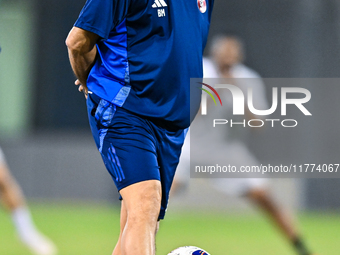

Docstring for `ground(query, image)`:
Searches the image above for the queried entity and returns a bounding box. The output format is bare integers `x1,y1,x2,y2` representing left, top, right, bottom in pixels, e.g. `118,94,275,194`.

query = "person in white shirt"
173,35,315,255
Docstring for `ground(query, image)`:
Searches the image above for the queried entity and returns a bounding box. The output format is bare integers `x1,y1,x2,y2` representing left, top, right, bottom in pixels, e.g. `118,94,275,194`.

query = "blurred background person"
0,147,57,255
173,35,315,255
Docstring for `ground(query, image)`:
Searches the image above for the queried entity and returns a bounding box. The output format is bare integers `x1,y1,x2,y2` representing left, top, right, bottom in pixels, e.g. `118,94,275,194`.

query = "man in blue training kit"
66,0,213,254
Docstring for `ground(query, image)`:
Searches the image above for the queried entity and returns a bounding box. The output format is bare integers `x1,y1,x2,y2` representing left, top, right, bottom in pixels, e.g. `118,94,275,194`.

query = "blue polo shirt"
75,0,214,129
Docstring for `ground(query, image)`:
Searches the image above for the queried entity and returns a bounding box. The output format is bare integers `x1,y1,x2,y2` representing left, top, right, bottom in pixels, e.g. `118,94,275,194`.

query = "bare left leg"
247,188,297,240
112,200,160,255
247,188,313,255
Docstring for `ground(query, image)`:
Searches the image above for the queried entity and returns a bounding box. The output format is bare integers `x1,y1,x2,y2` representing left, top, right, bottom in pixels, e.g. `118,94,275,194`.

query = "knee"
122,180,162,222
0,167,16,193
247,188,269,202
0,178,4,192
136,185,161,219
0,169,8,192
140,181,162,207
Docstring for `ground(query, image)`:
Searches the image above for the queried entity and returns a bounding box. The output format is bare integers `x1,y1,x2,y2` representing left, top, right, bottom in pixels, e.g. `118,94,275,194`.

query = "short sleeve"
74,0,130,40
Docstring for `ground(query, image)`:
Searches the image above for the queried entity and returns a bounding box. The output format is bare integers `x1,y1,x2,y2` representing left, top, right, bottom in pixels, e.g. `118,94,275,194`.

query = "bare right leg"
112,201,160,255
0,161,26,211
112,200,127,255
112,180,162,255
0,154,57,255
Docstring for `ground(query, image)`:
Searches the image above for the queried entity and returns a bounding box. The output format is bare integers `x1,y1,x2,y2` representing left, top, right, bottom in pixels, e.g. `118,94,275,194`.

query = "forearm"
68,46,97,86
66,27,99,86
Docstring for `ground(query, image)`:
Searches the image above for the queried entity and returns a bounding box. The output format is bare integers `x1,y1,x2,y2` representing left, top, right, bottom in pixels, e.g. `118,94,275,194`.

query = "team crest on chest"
197,0,207,13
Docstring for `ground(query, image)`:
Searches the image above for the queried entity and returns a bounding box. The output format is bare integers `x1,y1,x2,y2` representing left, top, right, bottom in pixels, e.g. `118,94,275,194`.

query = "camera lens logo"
199,82,222,106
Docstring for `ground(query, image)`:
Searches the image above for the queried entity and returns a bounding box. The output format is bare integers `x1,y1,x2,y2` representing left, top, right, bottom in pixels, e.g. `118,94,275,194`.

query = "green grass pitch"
0,202,339,255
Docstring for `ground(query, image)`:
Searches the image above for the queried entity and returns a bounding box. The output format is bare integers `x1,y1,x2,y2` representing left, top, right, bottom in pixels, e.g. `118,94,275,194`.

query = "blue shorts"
87,94,186,219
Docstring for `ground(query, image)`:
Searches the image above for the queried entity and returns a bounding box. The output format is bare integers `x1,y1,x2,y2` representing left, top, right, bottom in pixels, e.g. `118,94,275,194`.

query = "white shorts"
175,131,268,196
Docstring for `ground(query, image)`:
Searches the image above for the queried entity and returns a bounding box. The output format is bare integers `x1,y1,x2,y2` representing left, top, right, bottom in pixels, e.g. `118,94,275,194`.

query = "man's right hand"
75,79,88,99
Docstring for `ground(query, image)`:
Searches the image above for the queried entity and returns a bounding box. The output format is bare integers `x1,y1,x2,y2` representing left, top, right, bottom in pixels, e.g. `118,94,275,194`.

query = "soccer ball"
167,246,210,255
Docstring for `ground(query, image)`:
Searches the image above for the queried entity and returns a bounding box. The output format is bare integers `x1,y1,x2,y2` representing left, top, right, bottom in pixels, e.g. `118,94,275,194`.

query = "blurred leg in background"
192,35,314,255
247,186,313,255
173,136,315,255
0,147,57,255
